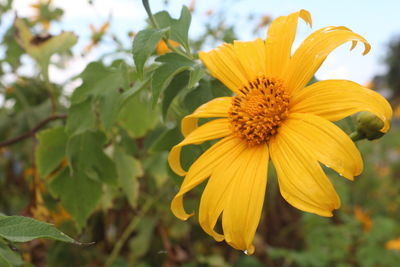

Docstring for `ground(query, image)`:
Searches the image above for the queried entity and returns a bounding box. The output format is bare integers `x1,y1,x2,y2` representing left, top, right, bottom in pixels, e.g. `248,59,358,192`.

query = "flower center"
228,77,290,145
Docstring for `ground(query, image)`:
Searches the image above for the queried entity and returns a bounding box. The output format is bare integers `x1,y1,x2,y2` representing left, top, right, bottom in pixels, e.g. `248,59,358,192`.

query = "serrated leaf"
35,127,68,177
154,7,192,53
0,215,76,243
132,28,167,79
66,131,117,185
14,17,77,69
114,149,143,208
161,70,189,119
71,62,128,104
69,62,129,132
48,168,102,230
118,93,159,138
172,6,191,53
65,98,96,136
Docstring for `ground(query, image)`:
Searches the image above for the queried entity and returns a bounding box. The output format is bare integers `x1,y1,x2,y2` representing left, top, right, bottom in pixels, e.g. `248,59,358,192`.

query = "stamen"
228,77,290,146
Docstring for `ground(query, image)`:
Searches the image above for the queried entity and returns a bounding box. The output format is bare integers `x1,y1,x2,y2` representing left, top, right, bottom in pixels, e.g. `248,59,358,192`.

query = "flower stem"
142,0,159,28
349,131,365,142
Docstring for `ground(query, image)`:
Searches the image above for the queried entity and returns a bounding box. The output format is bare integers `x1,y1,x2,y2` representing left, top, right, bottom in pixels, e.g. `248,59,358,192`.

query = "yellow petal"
171,136,245,220
284,113,363,180
168,119,232,176
290,80,392,132
222,144,269,254
265,9,312,78
198,141,248,241
199,44,249,94
232,38,266,81
284,27,370,95
269,125,340,217
182,97,232,137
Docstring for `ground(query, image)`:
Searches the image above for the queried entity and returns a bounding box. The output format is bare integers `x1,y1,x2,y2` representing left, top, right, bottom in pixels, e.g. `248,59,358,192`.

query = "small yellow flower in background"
84,22,110,54
188,0,196,12
354,206,373,232
156,40,180,55
256,15,272,31
52,206,72,226
30,0,62,31
386,238,400,250
169,9,392,254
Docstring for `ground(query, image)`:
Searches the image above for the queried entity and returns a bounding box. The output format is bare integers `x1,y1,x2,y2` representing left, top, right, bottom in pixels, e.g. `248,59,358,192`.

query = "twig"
104,197,155,267
0,114,67,148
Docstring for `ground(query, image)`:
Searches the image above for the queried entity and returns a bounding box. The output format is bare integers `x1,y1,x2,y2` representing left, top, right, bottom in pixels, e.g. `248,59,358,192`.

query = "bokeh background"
1,0,400,266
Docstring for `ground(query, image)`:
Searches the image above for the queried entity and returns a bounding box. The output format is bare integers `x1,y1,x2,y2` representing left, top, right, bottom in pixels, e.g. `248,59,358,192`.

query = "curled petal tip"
363,42,371,55
299,9,312,27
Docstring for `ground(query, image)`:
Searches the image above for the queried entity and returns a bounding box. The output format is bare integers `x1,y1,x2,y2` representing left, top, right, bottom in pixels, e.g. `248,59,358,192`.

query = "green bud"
355,111,385,140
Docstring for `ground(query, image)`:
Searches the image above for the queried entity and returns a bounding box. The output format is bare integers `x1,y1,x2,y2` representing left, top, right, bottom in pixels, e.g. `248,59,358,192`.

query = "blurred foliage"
0,0,399,266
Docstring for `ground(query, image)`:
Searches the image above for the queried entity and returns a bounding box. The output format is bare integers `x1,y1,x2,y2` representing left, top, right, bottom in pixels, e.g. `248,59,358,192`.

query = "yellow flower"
354,206,372,232
168,10,392,254
156,40,180,55
30,0,62,31
386,238,400,251
84,22,110,54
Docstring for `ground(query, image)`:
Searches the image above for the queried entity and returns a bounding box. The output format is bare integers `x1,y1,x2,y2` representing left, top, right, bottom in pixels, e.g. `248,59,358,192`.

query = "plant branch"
0,114,67,148
104,197,155,267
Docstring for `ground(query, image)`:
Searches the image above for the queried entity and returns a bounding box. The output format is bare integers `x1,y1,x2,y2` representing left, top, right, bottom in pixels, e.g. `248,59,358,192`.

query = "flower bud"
355,111,385,140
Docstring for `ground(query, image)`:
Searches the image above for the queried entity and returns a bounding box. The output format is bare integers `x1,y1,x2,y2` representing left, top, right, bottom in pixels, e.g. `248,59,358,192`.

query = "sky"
3,0,400,86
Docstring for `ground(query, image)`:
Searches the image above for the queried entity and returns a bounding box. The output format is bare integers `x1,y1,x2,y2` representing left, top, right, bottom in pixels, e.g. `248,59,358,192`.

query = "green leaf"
129,216,157,260
155,52,193,65
66,131,118,185
14,17,77,70
0,215,76,243
48,168,102,230
149,126,182,153
65,98,96,136
71,62,128,104
69,62,129,132
36,127,68,177
151,54,193,105
0,243,22,267
161,71,189,119
143,153,168,188
183,79,231,113
132,28,167,79
187,64,206,89
99,89,123,131
171,6,192,53
118,93,159,138
0,255,11,267
154,7,192,53
114,149,143,208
